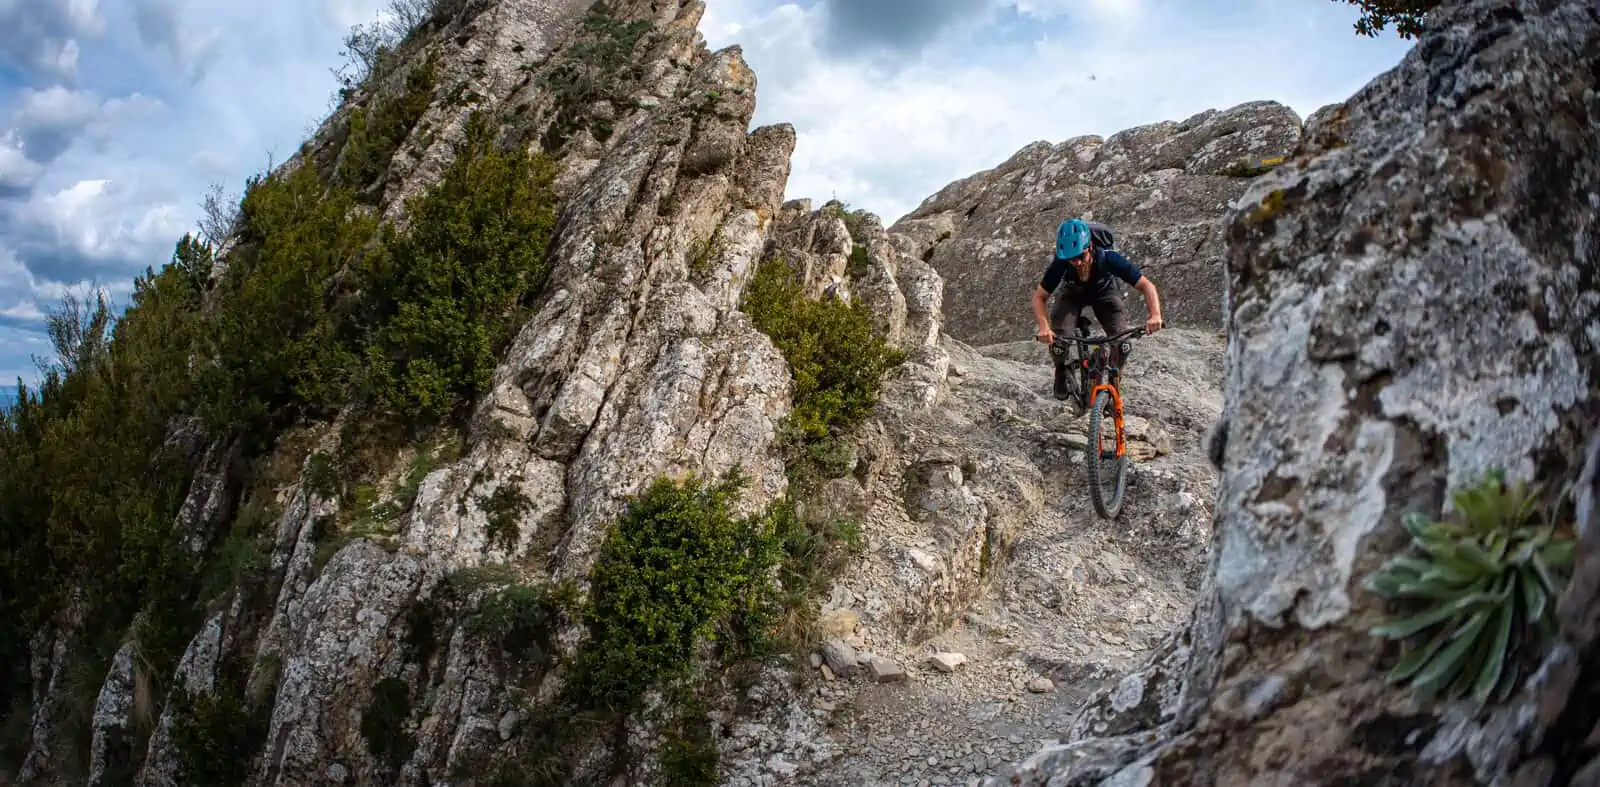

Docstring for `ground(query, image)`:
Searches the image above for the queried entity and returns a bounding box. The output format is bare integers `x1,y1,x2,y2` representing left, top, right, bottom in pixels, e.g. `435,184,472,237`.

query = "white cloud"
0,133,43,191
17,178,185,261
704,0,1414,223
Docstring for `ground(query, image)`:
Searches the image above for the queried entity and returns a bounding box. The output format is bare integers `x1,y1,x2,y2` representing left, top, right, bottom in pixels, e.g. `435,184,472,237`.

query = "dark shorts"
1049,289,1129,338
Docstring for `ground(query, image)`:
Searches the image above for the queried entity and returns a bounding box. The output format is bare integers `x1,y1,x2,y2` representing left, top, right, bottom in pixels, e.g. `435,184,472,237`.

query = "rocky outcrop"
243,5,807,783
994,0,1600,783
15,0,806,784
894,100,1302,345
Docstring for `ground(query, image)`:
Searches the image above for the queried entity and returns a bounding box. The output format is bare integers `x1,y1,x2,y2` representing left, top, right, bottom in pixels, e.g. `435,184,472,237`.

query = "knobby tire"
1086,389,1128,519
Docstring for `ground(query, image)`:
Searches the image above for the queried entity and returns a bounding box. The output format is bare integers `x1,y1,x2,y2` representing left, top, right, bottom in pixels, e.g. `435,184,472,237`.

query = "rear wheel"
1086,389,1128,519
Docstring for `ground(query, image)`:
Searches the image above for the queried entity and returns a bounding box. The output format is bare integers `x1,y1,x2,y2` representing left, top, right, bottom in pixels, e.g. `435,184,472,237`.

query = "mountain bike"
1051,323,1148,519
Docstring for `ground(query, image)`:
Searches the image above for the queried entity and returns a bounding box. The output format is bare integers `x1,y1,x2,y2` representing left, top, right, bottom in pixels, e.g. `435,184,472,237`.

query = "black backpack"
1086,220,1115,251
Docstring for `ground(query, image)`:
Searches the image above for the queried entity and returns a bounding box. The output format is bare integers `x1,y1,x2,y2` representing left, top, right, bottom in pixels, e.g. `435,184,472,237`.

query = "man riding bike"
1030,218,1165,401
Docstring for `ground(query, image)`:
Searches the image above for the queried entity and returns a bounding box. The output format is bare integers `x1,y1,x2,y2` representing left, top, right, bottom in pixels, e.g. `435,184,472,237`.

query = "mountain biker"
1031,218,1164,401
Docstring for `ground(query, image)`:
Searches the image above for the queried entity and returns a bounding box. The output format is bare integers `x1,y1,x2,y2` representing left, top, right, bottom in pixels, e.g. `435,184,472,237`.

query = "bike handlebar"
1050,325,1147,349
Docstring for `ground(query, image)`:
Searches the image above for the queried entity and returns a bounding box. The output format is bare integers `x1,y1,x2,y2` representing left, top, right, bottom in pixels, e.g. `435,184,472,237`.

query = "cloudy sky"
0,0,1413,388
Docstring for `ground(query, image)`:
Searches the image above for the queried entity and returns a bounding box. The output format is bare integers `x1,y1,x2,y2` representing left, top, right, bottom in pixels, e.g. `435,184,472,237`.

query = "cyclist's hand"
1037,328,1055,344
1145,316,1164,335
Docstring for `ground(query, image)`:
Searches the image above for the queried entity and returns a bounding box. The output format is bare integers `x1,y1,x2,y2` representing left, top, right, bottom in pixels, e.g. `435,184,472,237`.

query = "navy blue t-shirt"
1040,248,1143,298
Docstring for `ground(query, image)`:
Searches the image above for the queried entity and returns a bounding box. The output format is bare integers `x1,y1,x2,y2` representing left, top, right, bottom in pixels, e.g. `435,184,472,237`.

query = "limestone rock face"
993,0,1600,783
895,100,1302,344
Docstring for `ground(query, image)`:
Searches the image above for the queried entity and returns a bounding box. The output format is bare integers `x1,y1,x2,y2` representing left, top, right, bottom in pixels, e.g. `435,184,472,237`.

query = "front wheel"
1085,389,1128,519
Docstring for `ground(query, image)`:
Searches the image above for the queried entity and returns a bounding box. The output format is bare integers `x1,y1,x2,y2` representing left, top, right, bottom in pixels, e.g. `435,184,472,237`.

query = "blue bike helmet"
1054,218,1091,260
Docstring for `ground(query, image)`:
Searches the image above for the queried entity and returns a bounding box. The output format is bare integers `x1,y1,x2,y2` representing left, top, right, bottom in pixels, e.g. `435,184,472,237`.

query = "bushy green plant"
337,50,438,191
358,111,560,425
196,165,378,440
465,581,568,670
741,257,906,445
659,711,719,787
482,483,534,554
169,665,270,786
566,471,782,715
730,497,863,657
360,676,416,775
540,5,654,149
1364,470,1577,706
819,200,871,244
0,83,565,779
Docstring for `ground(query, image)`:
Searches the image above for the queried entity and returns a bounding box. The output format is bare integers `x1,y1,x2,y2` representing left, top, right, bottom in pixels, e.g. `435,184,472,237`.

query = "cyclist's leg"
1089,291,1131,371
1047,292,1083,400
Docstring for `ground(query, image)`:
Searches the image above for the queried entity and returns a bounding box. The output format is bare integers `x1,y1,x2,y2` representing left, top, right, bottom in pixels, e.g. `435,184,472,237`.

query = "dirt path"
789,330,1224,787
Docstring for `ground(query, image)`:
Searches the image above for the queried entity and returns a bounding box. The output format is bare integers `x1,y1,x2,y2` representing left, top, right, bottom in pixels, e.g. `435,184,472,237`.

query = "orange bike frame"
1087,382,1127,458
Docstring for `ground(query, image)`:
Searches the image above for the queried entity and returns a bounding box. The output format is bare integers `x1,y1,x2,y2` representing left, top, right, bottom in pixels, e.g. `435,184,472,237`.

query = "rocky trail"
719,328,1224,786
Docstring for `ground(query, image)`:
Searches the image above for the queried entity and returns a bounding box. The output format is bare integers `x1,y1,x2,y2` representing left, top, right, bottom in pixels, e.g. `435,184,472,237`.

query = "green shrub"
0,83,564,780
360,676,416,775
659,708,719,787
482,484,534,554
465,582,568,670
169,663,270,786
741,257,905,446
358,111,560,426
737,498,863,655
820,200,871,244
565,471,783,715
337,50,439,191
0,252,212,737
540,5,654,149
1363,470,1576,706
195,165,378,441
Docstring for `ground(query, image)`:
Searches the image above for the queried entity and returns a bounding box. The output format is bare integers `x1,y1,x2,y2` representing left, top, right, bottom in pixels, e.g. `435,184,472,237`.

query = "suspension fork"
1088,380,1126,458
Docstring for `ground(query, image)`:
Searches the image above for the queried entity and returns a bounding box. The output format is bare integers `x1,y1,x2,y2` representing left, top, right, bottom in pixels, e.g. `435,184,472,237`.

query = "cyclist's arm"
1034,259,1067,336
1032,285,1051,335
1105,251,1163,328
1134,276,1164,328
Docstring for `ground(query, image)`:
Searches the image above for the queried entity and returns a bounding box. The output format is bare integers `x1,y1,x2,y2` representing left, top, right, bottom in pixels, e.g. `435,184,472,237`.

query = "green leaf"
1384,555,1435,578
1453,540,1503,574
1483,531,1509,563
1411,607,1491,697
1385,624,1452,684
1368,585,1495,640
1416,560,1480,586
1393,573,1478,601
1402,511,1438,540
1530,550,1562,598
1541,537,1576,569
1493,656,1521,703
1470,601,1512,704
1517,566,1547,624
1364,570,1413,598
